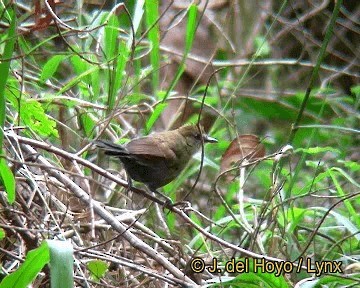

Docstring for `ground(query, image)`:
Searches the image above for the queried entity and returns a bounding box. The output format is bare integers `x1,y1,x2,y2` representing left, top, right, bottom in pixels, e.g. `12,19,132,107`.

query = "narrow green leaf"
162,4,198,101
59,66,99,94
339,160,360,172
112,40,130,103
0,155,15,204
104,14,120,59
0,242,50,288
145,102,167,133
0,5,16,149
40,55,67,82
89,55,100,99
184,4,198,55
328,169,359,227
132,0,145,34
145,0,160,93
313,207,360,241
295,146,341,155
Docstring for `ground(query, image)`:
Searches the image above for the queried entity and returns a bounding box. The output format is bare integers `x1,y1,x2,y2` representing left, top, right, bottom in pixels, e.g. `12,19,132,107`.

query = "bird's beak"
204,135,218,143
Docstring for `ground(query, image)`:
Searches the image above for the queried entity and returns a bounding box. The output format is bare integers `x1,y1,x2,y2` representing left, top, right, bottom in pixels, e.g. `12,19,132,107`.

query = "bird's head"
178,125,217,154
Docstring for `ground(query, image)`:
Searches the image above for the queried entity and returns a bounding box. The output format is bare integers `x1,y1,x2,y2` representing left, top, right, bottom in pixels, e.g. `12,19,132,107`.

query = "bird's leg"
171,200,192,209
151,189,173,207
125,175,132,194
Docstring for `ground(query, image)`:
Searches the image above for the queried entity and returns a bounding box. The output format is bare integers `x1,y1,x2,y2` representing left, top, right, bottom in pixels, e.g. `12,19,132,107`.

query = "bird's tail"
94,140,128,156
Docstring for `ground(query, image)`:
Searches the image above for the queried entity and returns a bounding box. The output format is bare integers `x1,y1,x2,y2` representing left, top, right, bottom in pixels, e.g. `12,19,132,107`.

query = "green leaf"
40,55,67,82
184,4,197,55
277,207,307,231
314,274,357,287
21,100,59,138
295,146,340,155
327,168,360,227
254,36,271,57
89,56,100,99
145,102,167,133
0,5,16,149
59,65,99,94
102,11,131,109
0,154,15,204
87,260,109,282
70,55,88,76
312,207,360,241
112,40,130,105
145,0,160,92
208,258,289,288
80,113,96,138
0,228,5,240
0,242,50,288
350,85,360,95
162,4,198,101
104,14,120,59
340,160,360,172
124,93,151,105
6,94,59,138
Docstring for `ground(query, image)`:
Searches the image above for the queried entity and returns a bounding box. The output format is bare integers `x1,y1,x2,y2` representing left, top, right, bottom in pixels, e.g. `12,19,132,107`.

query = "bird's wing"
126,137,176,160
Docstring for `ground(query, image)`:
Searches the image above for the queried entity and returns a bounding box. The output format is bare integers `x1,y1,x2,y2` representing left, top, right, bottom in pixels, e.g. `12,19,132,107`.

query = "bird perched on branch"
95,124,217,201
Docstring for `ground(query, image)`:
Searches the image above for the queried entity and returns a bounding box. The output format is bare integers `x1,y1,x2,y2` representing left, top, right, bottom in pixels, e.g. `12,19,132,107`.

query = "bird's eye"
194,133,201,140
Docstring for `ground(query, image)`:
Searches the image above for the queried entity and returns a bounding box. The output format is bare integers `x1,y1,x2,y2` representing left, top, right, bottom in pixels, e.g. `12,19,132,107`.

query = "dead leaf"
220,134,265,174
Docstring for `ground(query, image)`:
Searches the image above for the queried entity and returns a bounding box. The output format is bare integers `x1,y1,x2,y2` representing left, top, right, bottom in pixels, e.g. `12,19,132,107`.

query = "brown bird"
95,125,217,198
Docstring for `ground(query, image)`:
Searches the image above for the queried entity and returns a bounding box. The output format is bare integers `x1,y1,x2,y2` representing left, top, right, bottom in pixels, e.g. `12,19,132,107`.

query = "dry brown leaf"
220,134,265,174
